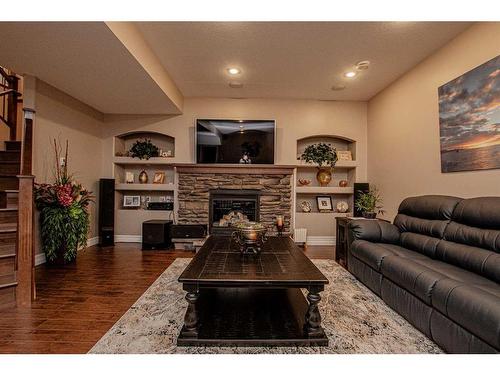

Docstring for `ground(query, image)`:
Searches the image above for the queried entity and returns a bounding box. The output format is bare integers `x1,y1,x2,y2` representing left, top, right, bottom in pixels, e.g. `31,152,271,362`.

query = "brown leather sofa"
347,195,500,353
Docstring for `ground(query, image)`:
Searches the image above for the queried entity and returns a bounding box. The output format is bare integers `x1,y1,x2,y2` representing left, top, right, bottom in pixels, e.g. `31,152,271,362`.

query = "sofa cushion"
398,195,462,221
432,280,500,351
393,196,462,259
350,240,426,272
438,197,500,283
452,197,500,230
380,255,499,305
400,232,441,258
436,240,500,284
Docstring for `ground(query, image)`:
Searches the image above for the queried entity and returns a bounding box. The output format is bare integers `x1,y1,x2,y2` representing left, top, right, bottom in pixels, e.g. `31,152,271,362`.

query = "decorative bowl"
232,221,268,254
298,178,312,186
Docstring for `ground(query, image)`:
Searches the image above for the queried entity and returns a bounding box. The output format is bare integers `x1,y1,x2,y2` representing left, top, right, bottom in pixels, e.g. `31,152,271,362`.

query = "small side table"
335,217,352,269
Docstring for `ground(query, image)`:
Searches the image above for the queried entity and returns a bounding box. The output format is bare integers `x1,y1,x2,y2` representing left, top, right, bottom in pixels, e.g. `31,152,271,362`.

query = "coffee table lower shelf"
177,288,329,347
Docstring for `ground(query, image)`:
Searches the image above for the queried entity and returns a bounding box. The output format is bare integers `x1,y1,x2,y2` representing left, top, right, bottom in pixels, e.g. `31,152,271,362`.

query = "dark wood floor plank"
0,242,333,353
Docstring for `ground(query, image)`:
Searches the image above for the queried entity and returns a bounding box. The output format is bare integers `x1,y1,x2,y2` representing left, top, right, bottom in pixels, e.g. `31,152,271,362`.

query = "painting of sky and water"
438,55,499,173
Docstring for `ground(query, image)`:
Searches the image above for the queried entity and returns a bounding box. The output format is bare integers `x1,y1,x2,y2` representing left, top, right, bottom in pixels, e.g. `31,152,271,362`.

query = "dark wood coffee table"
177,235,329,346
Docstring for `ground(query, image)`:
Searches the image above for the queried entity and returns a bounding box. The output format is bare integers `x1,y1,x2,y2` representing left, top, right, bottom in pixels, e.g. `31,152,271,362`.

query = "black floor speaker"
99,178,115,246
353,182,370,217
143,220,173,250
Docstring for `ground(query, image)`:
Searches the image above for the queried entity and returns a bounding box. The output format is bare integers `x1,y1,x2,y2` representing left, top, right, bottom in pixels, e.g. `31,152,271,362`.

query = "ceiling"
0,22,473,114
137,22,472,101
0,22,181,114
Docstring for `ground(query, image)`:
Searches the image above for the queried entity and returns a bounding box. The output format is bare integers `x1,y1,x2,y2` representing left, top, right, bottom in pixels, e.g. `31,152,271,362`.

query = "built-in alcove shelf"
113,131,178,237
295,186,354,194
115,183,176,192
295,160,358,169
113,157,178,166
295,212,352,218
294,135,358,241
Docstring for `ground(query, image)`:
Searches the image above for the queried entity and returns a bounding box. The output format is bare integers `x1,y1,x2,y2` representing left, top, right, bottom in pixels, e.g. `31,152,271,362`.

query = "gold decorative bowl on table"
231,221,268,255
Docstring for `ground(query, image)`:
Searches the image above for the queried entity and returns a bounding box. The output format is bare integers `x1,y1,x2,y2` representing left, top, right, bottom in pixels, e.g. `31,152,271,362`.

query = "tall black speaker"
353,182,369,217
99,178,115,246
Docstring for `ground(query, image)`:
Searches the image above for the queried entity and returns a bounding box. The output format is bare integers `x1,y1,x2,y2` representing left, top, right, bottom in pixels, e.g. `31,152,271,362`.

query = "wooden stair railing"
0,67,20,141
0,68,34,310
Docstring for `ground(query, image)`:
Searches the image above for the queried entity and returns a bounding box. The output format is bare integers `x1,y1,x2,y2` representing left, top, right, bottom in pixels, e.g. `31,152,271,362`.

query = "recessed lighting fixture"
229,82,243,88
344,71,357,78
331,84,346,91
227,67,241,75
356,60,370,70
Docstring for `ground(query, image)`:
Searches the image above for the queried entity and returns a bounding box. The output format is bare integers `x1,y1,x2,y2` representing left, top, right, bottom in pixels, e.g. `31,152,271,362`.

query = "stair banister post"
16,108,36,306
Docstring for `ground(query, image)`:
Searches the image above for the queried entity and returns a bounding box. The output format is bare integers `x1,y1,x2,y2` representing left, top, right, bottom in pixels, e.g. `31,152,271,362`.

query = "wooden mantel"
175,164,295,175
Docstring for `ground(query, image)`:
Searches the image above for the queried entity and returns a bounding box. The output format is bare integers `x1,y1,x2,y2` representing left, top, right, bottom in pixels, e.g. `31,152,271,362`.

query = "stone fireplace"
176,165,294,235
209,189,260,235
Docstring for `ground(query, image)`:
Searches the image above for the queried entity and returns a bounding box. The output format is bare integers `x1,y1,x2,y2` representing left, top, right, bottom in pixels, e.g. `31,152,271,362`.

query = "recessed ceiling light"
356,60,370,70
229,82,243,88
344,71,357,78
331,84,346,91
227,67,241,75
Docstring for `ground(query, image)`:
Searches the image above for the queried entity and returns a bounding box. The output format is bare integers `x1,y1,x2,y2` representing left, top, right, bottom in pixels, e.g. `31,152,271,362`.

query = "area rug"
89,259,443,354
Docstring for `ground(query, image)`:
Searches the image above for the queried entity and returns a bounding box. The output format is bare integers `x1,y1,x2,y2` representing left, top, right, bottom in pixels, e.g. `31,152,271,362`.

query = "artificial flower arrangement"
34,140,94,264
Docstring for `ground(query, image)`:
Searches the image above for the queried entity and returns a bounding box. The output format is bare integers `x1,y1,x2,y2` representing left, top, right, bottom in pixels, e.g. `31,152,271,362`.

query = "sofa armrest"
347,219,400,244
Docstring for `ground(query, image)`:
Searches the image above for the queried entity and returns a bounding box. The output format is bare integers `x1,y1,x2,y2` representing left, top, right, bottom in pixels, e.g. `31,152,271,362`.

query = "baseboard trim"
114,235,142,243
306,236,336,246
35,236,100,266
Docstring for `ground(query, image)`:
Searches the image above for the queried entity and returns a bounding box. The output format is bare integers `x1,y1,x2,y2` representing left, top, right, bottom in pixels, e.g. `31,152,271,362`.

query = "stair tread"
0,223,17,232
0,252,15,259
0,274,17,289
0,207,18,212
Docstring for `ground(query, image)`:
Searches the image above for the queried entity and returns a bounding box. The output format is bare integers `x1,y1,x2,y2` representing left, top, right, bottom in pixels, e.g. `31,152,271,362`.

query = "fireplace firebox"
209,189,260,235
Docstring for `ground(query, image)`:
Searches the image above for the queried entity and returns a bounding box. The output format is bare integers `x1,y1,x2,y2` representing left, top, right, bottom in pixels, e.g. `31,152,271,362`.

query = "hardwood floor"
0,243,334,354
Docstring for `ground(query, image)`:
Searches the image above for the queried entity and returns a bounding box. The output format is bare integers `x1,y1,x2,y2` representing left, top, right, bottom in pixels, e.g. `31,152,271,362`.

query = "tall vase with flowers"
34,140,94,265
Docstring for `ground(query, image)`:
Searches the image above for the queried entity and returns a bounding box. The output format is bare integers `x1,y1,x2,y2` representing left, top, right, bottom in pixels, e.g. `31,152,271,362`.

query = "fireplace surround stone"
177,166,293,235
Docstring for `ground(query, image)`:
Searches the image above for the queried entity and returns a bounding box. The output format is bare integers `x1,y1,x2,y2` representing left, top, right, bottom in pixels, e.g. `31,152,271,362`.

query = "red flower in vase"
56,183,74,207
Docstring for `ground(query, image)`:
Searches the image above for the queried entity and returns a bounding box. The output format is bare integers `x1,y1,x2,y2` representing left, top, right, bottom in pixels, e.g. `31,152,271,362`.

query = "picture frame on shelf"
153,171,165,184
123,195,141,208
337,150,352,161
316,196,333,212
125,171,134,184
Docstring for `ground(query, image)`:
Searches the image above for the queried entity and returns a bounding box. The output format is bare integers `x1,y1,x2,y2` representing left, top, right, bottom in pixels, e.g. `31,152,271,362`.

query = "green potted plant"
34,140,94,265
299,143,338,186
355,186,385,219
129,138,159,160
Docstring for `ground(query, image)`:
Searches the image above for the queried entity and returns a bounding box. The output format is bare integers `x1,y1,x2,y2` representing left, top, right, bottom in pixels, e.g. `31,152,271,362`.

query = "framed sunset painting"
438,55,499,173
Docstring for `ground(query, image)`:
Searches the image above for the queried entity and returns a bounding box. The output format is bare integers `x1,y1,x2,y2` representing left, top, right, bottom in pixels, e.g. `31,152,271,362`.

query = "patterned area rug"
89,259,443,354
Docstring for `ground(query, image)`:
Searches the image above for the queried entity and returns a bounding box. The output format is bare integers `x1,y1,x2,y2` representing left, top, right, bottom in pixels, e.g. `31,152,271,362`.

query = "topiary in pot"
129,139,160,160
354,186,385,219
299,143,338,186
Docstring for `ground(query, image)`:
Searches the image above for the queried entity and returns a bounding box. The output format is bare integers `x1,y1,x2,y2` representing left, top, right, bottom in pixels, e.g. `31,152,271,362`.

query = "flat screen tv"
196,119,275,164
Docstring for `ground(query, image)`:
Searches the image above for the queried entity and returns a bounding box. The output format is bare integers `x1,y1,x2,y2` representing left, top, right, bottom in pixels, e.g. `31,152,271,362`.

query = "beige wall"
367,23,500,220
102,97,368,176
33,79,104,254
102,98,368,236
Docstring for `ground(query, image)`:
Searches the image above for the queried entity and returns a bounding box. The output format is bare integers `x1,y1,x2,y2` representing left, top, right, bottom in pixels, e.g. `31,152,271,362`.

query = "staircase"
0,66,34,310
0,140,20,308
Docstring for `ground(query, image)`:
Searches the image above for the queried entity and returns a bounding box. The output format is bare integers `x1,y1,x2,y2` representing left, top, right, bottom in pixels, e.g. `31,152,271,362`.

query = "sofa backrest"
436,197,500,283
393,195,462,258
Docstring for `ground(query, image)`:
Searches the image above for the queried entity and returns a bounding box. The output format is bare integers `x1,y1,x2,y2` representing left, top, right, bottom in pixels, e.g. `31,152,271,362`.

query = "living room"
0,1,499,373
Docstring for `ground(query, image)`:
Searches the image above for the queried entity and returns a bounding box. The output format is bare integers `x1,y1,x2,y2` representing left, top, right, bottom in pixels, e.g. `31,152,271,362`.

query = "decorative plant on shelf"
299,143,338,186
129,138,159,160
355,186,385,219
34,140,94,265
